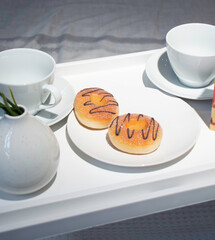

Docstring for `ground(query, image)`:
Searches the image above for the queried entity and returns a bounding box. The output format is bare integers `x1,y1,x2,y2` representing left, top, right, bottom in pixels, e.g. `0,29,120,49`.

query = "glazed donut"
74,87,119,129
108,113,162,154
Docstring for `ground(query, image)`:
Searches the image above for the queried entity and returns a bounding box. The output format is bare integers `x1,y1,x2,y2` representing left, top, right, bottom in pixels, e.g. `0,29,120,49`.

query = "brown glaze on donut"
108,113,162,154
74,87,119,129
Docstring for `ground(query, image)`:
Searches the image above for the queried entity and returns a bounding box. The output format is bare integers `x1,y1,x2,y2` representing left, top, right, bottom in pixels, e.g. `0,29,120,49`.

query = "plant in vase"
0,89,60,195
0,88,24,116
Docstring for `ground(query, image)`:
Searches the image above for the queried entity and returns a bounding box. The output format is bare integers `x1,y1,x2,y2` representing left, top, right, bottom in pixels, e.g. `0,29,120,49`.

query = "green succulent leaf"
0,88,24,116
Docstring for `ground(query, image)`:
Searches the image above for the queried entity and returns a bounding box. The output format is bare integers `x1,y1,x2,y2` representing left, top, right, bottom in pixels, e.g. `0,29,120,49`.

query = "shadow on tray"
0,174,57,201
142,70,212,128
66,127,193,174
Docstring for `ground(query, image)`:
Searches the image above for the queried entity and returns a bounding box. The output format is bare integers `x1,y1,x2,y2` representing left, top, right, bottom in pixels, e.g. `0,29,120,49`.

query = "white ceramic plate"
35,76,75,126
67,88,200,167
145,48,214,100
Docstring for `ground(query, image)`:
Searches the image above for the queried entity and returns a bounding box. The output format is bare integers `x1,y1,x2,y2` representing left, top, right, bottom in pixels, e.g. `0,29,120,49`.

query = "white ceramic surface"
67,88,200,167
0,106,60,194
2,49,215,239
145,48,214,100
0,48,61,114
35,75,75,126
166,23,215,87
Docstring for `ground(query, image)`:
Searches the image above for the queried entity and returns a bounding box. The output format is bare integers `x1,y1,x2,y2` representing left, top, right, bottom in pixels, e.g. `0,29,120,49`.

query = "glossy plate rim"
67,88,201,167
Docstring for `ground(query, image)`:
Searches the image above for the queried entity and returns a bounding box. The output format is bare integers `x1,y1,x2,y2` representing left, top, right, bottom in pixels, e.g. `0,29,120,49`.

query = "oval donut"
74,87,119,129
108,113,162,154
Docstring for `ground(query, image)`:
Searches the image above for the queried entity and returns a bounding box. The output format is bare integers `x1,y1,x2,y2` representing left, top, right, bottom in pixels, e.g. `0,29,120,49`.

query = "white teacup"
0,48,61,114
166,23,215,88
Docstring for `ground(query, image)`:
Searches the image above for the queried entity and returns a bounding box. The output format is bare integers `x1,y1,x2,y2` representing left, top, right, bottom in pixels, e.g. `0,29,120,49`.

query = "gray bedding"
1,0,215,63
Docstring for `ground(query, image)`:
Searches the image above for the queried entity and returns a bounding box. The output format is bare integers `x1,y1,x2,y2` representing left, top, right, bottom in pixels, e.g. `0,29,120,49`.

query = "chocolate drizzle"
127,128,135,139
82,88,118,115
89,105,117,114
110,116,121,135
84,101,94,106
137,114,143,121
110,113,160,141
81,88,101,96
123,113,130,122
142,117,159,140
100,94,113,102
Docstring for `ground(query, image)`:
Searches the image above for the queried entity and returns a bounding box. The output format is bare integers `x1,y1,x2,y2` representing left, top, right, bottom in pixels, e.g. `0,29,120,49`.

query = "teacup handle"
39,84,62,111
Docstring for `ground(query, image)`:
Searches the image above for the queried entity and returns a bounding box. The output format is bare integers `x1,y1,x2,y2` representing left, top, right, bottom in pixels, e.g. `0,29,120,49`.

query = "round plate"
35,76,75,126
67,88,200,167
145,48,214,100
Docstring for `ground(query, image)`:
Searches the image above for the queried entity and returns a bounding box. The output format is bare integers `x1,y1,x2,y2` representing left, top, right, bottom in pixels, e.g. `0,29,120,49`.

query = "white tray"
1,49,215,240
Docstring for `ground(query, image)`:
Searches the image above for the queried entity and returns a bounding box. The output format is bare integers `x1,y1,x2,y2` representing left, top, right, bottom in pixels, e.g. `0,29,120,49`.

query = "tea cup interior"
166,23,215,56
166,23,215,88
0,49,55,85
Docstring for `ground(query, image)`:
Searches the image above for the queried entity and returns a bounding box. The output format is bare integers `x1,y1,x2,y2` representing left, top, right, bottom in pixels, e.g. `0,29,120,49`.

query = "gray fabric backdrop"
1,0,215,239
1,0,215,63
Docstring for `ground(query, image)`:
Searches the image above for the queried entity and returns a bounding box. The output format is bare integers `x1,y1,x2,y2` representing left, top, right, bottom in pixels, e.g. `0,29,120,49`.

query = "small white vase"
0,106,60,195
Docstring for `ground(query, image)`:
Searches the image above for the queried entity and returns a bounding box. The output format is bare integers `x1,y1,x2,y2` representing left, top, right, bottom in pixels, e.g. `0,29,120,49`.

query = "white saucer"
35,76,75,126
145,48,214,100
67,88,200,167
